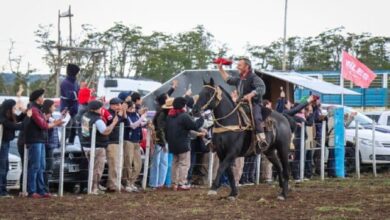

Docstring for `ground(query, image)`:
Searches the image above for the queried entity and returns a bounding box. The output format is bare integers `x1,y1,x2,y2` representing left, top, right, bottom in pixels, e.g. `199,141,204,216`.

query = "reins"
201,85,252,133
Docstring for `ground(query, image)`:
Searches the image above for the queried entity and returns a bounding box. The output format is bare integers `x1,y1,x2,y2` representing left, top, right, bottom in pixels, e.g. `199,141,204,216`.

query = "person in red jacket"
26,89,63,198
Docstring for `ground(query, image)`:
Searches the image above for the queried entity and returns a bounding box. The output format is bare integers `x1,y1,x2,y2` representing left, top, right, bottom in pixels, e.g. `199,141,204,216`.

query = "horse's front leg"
208,156,228,196
226,163,238,200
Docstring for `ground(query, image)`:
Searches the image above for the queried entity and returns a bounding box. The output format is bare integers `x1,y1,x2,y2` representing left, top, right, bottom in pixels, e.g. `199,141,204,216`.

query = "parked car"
322,104,390,172
364,111,390,129
6,153,22,190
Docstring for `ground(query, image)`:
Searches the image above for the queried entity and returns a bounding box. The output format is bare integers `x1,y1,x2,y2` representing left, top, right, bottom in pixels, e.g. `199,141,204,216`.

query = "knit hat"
109,97,122,105
118,91,132,102
66,63,80,77
42,99,55,114
173,97,187,109
88,100,103,111
29,89,45,102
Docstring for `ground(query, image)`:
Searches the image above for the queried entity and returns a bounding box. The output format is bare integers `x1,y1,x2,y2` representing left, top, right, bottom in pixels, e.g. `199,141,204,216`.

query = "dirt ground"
1,174,390,220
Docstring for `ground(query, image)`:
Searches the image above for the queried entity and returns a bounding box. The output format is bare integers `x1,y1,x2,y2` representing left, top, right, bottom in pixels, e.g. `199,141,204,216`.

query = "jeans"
165,153,173,187
291,144,313,179
149,144,168,188
27,143,47,195
327,148,336,177
0,141,10,195
252,103,264,133
240,155,256,183
44,148,55,192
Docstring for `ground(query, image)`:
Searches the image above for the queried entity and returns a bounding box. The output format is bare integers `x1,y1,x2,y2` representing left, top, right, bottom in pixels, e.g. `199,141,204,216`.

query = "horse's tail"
282,113,297,133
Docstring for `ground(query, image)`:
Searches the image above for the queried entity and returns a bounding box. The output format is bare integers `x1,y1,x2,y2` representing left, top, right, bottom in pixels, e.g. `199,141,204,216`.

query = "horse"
192,78,292,200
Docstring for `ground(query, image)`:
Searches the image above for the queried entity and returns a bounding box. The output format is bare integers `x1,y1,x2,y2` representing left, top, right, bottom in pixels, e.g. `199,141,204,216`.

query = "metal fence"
0,118,384,197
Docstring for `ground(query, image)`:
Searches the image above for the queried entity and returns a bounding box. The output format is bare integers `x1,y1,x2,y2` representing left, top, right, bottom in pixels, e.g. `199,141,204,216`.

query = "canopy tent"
141,70,360,110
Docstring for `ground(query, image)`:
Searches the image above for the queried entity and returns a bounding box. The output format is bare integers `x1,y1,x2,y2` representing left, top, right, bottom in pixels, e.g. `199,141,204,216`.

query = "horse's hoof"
227,196,236,201
277,195,286,201
207,190,217,196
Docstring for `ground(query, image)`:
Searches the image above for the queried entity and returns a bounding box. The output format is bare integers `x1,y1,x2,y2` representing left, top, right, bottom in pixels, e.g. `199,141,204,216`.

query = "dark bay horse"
192,78,292,200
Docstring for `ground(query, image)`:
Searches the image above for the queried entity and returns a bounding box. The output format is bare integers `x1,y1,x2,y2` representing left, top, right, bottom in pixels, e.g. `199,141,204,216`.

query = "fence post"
208,152,214,187
255,154,261,185
0,125,3,151
372,122,377,177
58,125,66,197
87,125,97,194
355,121,360,179
117,123,124,192
320,121,326,181
22,145,28,196
142,128,151,190
300,122,305,181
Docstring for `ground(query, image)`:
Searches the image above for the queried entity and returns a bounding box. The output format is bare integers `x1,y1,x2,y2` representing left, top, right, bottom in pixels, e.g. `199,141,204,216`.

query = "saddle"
237,102,274,132
238,102,276,156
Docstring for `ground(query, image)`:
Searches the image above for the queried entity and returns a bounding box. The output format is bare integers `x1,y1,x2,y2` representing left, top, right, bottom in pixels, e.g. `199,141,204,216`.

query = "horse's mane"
218,85,235,107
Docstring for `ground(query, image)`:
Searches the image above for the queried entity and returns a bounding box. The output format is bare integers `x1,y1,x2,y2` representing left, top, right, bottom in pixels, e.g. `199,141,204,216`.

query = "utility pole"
69,5,73,47
56,10,62,97
56,6,74,97
282,0,288,71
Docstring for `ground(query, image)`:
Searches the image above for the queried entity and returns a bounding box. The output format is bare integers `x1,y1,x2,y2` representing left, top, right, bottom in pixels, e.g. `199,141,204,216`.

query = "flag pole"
340,74,344,106
340,52,345,107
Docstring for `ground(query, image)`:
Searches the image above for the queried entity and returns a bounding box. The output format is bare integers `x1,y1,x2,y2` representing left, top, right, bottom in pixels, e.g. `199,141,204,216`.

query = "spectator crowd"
0,63,353,198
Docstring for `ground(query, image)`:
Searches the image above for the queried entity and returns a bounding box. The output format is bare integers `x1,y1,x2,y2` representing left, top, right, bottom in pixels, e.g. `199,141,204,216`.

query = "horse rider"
216,57,268,151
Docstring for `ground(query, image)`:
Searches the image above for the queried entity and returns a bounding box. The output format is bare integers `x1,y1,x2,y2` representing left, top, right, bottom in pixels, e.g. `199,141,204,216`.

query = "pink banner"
341,51,376,88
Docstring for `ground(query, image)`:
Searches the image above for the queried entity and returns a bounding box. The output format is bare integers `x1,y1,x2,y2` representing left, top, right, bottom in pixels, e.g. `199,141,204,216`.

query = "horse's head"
193,77,222,115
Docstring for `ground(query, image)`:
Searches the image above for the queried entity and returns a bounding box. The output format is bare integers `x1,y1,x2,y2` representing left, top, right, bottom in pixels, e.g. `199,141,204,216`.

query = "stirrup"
256,133,269,153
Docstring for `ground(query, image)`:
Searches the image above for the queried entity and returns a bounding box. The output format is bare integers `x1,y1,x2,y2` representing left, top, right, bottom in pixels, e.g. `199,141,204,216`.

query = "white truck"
97,77,162,101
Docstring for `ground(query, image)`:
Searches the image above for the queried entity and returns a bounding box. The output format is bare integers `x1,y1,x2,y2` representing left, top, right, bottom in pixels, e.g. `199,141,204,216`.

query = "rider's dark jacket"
226,71,266,104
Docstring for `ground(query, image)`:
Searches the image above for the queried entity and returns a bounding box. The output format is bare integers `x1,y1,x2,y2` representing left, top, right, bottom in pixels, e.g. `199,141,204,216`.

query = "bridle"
200,85,222,111
199,85,251,133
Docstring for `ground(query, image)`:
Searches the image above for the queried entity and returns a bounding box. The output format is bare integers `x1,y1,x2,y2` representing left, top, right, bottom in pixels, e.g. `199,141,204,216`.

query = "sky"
1,0,389,73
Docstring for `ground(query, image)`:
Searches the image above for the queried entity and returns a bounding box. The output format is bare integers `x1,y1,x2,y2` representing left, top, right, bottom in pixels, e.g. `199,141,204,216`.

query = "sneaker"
0,194,14,199
91,189,105,195
124,185,139,193
243,181,254,186
98,184,107,191
131,184,140,192
177,184,191,191
42,193,52,198
294,179,302,183
124,186,133,193
29,193,42,199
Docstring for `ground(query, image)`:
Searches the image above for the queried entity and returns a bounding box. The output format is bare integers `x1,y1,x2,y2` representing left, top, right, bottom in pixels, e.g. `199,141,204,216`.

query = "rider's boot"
255,132,269,154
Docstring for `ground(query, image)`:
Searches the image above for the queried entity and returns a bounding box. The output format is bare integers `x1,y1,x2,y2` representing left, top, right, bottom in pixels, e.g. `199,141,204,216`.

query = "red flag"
212,58,232,66
341,51,376,88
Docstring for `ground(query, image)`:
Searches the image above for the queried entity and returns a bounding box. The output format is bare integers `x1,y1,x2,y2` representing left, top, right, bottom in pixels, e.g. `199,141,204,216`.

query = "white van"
97,77,162,101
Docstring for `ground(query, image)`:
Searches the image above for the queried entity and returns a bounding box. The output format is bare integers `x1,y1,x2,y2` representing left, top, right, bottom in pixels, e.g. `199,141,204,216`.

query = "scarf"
168,108,186,117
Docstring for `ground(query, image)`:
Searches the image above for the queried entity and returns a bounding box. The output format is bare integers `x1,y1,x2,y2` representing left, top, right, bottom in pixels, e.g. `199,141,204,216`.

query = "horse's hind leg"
277,145,290,200
264,149,285,200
